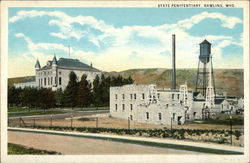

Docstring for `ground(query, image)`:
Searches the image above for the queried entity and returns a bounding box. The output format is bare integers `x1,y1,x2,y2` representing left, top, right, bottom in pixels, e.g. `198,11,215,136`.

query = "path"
8,130,201,155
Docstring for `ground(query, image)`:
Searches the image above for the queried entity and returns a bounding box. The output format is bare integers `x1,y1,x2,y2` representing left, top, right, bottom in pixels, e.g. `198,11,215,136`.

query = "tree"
55,88,64,106
39,88,56,111
92,75,102,108
8,86,22,107
63,71,78,108
77,74,92,107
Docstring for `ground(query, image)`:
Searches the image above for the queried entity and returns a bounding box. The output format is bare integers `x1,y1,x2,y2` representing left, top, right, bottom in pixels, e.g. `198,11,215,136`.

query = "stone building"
110,84,194,125
14,55,101,90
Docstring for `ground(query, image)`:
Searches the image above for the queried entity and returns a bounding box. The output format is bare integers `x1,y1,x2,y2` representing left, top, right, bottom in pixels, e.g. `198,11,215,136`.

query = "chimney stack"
172,34,176,90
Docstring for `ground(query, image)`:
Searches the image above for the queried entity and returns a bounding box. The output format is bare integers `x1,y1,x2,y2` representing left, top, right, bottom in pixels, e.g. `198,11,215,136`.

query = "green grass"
8,143,61,155
78,117,95,121
191,114,244,125
8,106,42,112
8,111,64,117
69,106,109,111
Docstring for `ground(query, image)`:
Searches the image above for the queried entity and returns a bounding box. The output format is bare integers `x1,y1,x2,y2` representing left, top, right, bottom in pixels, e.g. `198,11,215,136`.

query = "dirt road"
8,131,201,155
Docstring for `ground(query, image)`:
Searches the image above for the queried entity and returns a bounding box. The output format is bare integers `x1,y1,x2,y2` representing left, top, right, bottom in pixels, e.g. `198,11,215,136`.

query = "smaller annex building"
14,55,101,91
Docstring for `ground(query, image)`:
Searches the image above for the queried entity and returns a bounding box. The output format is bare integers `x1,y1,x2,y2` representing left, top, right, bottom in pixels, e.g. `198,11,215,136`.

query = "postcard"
1,0,249,163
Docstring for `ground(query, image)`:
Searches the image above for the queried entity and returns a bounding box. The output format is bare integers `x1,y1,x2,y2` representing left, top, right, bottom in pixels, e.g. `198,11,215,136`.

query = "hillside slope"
9,68,243,97
106,68,244,97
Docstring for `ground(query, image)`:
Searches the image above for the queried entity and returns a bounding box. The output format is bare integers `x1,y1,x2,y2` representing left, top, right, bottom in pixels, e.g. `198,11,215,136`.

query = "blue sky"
8,8,243,77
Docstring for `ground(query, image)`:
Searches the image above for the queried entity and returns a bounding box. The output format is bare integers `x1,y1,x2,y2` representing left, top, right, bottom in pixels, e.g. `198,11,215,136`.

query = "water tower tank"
199,39,211,64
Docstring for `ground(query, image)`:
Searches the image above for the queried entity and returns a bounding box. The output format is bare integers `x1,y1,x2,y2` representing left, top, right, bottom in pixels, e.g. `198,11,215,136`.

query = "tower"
195,40,216,97
35,59,41,87
52,54,58,90
195,40,216,119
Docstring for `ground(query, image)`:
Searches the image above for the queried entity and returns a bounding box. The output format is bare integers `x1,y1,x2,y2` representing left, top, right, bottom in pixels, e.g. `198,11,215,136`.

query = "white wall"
110,84,189,125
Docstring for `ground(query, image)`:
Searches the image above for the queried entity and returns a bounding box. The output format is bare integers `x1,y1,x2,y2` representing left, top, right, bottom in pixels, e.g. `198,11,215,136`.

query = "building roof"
215,98,226,104
200,39,211,45
193,99,205,102
40,57,100,72
193,92,202,97
52,55,57,64
35,59,41,69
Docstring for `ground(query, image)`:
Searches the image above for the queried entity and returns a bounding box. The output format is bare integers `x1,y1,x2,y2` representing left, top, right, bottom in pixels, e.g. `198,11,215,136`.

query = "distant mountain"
9,68,243,97
105,68,244,97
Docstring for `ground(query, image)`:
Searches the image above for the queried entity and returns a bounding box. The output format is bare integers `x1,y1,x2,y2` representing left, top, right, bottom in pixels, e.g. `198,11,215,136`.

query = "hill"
9,68,243,97
105,68,244,97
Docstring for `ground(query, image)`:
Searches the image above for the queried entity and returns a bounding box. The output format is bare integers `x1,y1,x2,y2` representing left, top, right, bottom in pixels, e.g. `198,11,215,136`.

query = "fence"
8,115,133,129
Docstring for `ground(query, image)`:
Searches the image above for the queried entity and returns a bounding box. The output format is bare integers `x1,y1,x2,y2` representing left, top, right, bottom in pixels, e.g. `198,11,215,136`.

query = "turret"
52,54,58,90
35,59,41,69
52,54,57,65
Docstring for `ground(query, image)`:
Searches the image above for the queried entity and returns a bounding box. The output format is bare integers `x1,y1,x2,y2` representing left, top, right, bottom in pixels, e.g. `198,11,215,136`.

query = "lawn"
66,106,109,111
191,114,244,125
8,111,64,117
8,106,42,112
8,143,61,155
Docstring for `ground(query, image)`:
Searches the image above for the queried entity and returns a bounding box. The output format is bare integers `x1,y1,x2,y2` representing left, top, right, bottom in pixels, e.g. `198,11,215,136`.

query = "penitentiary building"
14,55,101,90
110,84,194,125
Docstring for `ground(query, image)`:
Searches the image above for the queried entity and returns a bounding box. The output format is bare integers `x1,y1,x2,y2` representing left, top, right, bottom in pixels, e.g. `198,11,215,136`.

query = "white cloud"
15,33,69,52
9,10,243,77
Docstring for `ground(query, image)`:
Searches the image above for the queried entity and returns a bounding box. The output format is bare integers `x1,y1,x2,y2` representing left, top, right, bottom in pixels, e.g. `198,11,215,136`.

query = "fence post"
96,117,98,128
128,117,130,130
171,117,173,131
50,115,53,127
33,117,36,128
71,115,73,129
230,116,233,145
19,117,21,127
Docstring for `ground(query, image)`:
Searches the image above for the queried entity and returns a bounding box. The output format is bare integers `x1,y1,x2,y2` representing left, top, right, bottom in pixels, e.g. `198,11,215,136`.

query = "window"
166,104,169,108
41,79,43,86
146,112,149,120
130,104,133,111
172,113,176,121
142,93,145,100
44,78,46,86
157,93,160,99
172,94,174,100
221,104,223,109
115,94,118,100
130,94,133,100
59,71,62,75
59,77,62,85
115,104,118,111
122,94,125,100
122,104,125,111
51,77,53,85
134,94,136,100
158,113,162,120
130,115,133,121
177,94,180,99
48,77,50,86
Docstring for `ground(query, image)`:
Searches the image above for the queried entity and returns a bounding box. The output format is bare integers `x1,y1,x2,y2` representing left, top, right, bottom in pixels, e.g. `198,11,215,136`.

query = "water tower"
195,39,216,97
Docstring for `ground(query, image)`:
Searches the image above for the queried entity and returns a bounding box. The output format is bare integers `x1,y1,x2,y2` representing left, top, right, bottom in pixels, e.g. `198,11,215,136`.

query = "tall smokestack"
172,34,176,90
